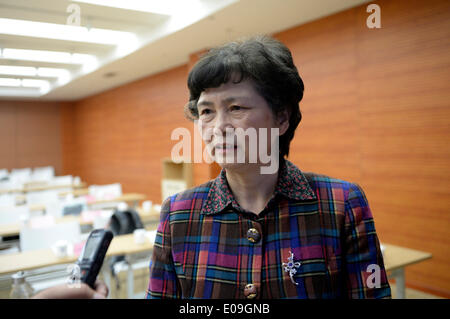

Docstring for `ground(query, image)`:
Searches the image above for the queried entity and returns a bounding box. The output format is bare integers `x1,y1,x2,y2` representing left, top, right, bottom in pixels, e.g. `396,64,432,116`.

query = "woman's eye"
230,105,242,111
200,109,212,115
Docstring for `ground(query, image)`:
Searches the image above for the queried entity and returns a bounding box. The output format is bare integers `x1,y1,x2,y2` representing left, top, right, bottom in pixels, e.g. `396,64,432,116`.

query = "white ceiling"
0,0,368,101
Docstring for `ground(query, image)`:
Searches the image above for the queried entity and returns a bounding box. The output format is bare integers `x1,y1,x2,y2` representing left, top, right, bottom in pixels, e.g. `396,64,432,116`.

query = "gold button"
244,283,257,299
247,228,261,243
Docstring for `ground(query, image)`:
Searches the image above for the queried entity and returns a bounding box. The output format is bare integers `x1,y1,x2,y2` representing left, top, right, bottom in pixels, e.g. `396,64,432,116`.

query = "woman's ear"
277,109,290,136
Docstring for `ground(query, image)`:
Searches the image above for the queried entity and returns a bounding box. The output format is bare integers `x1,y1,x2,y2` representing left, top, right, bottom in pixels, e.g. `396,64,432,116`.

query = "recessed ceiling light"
0,77,50,94
0,18,138,46
0,65,37,77
1,48,97,65
72,0,201,15
22,79,51,94
0,78,21,87
0,65,71,86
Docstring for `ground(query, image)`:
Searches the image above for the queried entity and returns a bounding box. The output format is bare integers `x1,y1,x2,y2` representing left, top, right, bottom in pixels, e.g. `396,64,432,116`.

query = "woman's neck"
225,164,279,215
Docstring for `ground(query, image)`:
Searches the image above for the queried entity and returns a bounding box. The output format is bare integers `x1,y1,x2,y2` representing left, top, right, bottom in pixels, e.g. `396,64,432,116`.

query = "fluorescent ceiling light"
0,18,138,46
0,65,71,87
38,68,71,86
21,79,48,88
0,65,69,77
1,48,97,65
0,89,42,97
21,79,51,94
37,67,70,78
0,77,50,94
0,65,37,76
21,79,49,88
0,78,21,87
72,0,198,15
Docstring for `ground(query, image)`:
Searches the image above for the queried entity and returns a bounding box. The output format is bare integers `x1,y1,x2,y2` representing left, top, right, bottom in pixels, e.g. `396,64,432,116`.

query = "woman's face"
197,78,289,171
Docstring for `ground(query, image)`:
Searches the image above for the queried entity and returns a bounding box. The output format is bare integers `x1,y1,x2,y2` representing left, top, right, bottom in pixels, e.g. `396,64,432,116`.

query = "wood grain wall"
276,0,450,297
0,100,64,174
61,65,191,202
58,0,449,296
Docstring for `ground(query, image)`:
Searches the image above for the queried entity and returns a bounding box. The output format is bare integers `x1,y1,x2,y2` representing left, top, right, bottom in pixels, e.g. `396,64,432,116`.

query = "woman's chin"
211,149,255,170
214,158,258,172
216,161,244,170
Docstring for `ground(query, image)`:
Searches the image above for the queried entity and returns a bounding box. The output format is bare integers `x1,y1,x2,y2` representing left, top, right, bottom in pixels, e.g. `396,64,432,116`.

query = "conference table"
0,182,87,195
23,193,146,212
382,243,432,299
0,206,160,238
0,239,431,299
14,188,88,204
0,193,147,239
13,189,144,208
0,231,156,299
0,205,158,299
0,232,154,274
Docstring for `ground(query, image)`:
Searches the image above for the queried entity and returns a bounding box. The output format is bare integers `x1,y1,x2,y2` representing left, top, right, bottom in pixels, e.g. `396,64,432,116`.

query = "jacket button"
244,283,257,299
247,228,260,243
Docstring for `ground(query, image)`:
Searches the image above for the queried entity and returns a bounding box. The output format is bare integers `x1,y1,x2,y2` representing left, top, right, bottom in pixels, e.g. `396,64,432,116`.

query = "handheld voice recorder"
76,229,113,289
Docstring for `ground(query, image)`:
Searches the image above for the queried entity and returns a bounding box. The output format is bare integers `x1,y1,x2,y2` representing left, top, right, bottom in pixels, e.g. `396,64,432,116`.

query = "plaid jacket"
146,159,391,299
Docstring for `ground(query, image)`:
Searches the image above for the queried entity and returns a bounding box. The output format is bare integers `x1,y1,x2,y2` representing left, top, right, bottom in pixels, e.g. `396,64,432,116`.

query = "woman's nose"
214,111,234,135
200,110,234,143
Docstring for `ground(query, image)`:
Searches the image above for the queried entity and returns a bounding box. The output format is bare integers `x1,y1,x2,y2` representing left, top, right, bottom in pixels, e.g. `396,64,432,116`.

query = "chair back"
0,194,16,206
0,205,29,224
26,190,59,205
31,166,55,182
20,220,81,251
48,175,73,186
88,183,122,199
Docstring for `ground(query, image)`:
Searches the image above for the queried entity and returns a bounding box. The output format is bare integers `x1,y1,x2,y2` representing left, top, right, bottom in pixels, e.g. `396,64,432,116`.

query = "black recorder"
76,229,114,289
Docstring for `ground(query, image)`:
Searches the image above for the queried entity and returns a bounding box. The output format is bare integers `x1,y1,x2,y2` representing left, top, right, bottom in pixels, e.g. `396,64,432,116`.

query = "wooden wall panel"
61,0,449,297
276,6,361,183
0,100,63,174
60,102,76,177
354,0,450,297
0,103,16,169
276,0,450,297
63,65,193,203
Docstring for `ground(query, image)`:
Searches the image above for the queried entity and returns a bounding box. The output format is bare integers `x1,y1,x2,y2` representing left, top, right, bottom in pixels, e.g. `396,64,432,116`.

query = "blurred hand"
32,280,108,299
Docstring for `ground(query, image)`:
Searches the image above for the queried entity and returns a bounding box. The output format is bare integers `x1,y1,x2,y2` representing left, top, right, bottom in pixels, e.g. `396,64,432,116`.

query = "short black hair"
185,35,304,158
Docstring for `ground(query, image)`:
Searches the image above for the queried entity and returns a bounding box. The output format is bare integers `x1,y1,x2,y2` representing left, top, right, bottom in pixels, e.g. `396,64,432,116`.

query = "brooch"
282,251,301,285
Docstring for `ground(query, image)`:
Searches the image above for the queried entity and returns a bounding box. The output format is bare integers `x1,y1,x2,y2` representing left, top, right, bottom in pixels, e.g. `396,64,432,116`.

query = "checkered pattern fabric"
146,159,391,299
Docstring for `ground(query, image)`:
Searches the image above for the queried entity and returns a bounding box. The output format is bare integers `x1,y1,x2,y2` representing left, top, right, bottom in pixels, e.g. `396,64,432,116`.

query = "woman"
147,36,391,299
